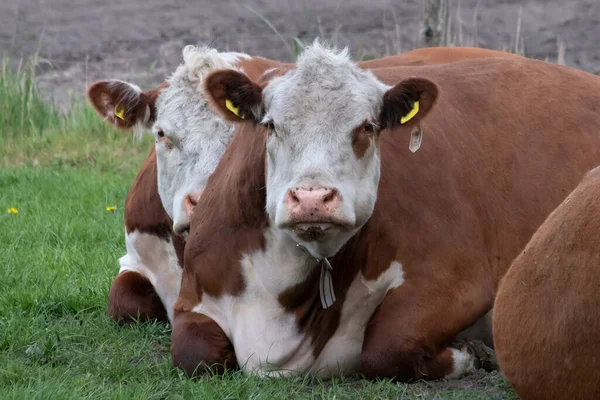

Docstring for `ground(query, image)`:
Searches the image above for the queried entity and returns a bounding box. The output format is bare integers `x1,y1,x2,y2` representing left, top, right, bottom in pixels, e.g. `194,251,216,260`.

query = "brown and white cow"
88,45,515,324
87,45,290,323
171,42,600,381
493,165,600,400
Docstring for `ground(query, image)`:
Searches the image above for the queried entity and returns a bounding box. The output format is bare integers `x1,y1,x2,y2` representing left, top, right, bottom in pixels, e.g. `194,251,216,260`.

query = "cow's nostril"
290,192,300,204
323,190,337,204
185,194,199,208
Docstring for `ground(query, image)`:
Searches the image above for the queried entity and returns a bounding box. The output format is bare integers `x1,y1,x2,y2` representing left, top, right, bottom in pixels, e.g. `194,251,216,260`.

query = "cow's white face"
260,47,388,257
88,46,250,235
205,42,438,258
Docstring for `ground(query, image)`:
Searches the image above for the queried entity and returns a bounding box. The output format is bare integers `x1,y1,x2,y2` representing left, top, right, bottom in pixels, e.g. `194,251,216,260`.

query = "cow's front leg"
108,270,168,324
171,310,237,377
361,268,494,381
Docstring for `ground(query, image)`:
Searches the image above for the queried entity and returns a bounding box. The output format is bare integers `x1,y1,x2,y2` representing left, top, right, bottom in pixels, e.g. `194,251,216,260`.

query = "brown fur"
171,310,238,376
360,57,600,380
109,146,184,323
177,55,600,381
493,166,600,400
124,147,172,238
359,46,519,69
351,122,376,159
108,270,168,323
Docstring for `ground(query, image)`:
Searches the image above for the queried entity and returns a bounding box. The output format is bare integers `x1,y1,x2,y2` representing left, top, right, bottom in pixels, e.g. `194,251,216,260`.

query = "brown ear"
379,78,438,130
204,69,264,123
87,80,164,131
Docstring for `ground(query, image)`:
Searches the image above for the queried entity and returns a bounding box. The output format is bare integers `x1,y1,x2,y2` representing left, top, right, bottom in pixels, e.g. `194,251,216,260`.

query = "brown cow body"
494,166,600,399
98,46,516,324
173,54,600,380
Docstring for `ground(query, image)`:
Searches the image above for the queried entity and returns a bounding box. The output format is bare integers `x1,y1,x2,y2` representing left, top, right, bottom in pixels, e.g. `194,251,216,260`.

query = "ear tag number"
226,99,244,119
409,126,423,153
400,100,419,124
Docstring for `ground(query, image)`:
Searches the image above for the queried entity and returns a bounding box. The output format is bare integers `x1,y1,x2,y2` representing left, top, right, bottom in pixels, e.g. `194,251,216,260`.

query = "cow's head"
205,42,437,258
88,45,251,236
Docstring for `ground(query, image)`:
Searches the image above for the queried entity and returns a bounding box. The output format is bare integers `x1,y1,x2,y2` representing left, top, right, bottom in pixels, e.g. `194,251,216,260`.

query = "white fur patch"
118,230,182,323
446,347,476,380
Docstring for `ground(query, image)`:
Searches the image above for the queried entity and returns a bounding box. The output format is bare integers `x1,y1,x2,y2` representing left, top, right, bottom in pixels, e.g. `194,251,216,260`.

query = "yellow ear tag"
400,100,419,124
225,99,244,119
114,105,125,121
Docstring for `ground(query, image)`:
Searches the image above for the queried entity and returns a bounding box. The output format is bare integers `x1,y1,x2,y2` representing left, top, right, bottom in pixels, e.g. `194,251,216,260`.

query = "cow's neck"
254,227,322,300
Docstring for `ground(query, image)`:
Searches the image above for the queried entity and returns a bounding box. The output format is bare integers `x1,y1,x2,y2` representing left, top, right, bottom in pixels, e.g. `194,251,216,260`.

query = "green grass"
0,59,517,399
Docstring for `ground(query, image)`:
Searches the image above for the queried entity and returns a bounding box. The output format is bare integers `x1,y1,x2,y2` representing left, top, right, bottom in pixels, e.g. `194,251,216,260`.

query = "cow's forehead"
154,45,248,134
264,43,388,126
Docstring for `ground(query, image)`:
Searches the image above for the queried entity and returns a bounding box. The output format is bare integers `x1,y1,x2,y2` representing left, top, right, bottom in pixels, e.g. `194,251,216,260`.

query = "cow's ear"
87,80,161,131
379,78,438,130
204,69,264,123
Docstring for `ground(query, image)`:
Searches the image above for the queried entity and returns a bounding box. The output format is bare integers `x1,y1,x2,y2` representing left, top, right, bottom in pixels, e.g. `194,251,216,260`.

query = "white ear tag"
319,258,336,309
409,126,423,153
296,243,336,309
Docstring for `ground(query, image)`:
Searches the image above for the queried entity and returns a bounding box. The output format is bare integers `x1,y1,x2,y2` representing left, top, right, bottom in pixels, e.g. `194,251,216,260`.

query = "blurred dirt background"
1,0,598,111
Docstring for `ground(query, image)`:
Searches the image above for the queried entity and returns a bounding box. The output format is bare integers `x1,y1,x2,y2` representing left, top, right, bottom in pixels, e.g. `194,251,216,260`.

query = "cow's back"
360,46,518,69
493,166,600,400
369,57,600,296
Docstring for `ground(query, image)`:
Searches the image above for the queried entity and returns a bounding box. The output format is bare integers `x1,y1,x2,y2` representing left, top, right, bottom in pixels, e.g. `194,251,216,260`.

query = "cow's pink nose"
183,192,202,218
286,186,340,221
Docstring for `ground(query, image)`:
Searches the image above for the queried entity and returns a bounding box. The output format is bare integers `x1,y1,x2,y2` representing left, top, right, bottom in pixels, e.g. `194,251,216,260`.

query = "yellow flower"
106,206,117,212
7,207,18,214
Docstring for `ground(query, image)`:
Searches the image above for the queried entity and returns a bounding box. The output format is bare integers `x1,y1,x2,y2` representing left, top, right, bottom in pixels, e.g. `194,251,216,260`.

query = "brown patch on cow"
494,167,600,400
351,122,376,159
171,310,238,377
124,147,172,239
108,270,168,324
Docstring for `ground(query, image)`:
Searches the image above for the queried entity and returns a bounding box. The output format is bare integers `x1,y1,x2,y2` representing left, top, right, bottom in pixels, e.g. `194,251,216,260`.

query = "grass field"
0,60,518,399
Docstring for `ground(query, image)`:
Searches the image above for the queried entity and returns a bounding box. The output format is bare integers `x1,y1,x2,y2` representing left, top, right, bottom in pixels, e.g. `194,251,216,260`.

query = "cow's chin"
284,222,359,259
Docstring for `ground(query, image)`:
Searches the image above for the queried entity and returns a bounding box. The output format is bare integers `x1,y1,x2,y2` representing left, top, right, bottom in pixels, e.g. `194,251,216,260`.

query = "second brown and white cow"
494,166,600,400
88,45,289,322
171,43,600,381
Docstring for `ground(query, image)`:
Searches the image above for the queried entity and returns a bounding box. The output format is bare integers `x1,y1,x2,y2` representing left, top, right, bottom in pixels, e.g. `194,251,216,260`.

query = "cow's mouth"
293,223,335,241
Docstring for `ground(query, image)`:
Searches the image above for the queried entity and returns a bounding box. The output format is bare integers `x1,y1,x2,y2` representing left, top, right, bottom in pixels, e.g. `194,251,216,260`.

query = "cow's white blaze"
119,230,181,322
191,227,405,377
260,43,390,258
153,46,251,234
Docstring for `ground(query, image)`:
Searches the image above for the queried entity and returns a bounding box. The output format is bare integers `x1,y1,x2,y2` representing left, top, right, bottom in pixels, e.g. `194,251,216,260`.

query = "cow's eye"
266,121,275,131
364,123,374,133
157,130,165,138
